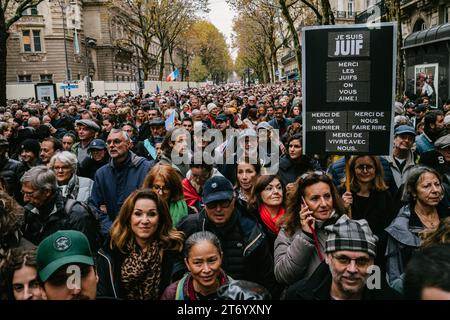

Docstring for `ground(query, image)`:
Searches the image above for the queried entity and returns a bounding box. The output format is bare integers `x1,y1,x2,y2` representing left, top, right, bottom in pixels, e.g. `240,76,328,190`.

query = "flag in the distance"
166,68,179,82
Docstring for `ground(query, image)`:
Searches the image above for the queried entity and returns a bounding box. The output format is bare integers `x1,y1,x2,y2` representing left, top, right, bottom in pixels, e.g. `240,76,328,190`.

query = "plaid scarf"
121,239,162,300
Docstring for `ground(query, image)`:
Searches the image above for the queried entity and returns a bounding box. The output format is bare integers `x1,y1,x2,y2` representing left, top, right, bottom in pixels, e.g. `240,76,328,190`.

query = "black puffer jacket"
176,207,279,297
22,191,100,249
0,157,26,203
277,155,319,186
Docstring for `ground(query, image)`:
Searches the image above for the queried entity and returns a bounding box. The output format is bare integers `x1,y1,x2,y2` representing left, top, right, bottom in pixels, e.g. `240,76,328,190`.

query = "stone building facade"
6,0,174,84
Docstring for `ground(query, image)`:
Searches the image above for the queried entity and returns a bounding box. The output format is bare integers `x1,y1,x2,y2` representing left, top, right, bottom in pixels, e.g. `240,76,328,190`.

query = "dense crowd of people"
0,82,449,300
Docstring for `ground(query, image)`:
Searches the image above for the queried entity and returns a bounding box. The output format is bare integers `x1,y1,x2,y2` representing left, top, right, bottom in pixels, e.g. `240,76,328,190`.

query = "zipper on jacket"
243,232,263,256
98,251,118,299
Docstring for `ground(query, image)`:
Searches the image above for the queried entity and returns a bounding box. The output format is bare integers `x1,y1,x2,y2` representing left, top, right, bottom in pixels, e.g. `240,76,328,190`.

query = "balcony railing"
335,11,358,19
281,50,296,65
355,1,387,23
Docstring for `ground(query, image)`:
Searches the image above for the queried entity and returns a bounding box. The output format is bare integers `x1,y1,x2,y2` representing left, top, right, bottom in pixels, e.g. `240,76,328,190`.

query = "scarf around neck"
121,239,162,300
259,205,285,234
170,199,188,226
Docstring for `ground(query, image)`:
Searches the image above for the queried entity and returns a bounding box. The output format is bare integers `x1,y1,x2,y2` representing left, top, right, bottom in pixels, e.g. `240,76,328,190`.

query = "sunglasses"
205,199,232,209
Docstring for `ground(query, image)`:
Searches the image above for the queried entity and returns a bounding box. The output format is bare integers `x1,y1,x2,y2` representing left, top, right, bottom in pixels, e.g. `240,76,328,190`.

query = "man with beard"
36,230,97,300
285,215,399,300
416,110,446,155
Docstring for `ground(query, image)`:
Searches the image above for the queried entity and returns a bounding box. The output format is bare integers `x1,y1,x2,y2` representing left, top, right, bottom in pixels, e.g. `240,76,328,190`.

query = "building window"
122,76,125,81
445,6,450,23
40,74,53,83
22,30,42,52
22,5,38,16
348,0,354,15
18,75,32,83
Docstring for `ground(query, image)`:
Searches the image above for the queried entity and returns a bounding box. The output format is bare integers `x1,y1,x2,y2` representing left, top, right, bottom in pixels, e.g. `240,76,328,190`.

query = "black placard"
303,23,396,156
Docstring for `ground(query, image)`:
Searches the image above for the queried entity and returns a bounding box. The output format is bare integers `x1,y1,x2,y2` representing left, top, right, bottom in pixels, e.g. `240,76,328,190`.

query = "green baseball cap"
37,230,94,282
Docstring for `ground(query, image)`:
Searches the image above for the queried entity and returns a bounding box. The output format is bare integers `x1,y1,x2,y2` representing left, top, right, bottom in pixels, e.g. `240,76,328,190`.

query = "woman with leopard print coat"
96,189,185,299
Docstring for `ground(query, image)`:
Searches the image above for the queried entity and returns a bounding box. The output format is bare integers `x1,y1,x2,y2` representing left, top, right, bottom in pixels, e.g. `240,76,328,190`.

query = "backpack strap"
144,139,156,160
64,198,76,215
175,273,189,300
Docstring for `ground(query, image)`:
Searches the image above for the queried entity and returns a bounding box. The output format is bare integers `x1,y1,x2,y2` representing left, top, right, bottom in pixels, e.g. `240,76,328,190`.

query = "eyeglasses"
355,165,375,172
205,199,232,209
152,185,170,194
21,190,38,197
191,173,211,182
299,171,327,181
106,139,124,146
331,254,372,268
53,166,71,172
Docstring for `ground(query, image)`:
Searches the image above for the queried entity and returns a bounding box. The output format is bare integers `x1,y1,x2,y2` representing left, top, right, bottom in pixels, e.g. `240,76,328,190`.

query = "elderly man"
27,117,40,130
176,175,278,297
90,129,153,237
20,166,97,248
72,119,100,167
285,215,399,300
36,230,97,300
384,125,417,191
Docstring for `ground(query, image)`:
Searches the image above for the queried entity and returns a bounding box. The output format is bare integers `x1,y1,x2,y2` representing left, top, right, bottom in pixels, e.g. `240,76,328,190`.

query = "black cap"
20,139,40,155
202,176,234,204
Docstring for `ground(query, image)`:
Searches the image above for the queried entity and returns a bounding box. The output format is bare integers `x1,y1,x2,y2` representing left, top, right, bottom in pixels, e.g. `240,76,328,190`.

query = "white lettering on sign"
334,38,364,56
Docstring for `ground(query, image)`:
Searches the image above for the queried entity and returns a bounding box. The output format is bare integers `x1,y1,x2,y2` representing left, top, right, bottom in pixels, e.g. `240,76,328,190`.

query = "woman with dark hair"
340,155,395,267
274,172,345,286
142,163,195,225
97,189,185,299
235,160,260,205
99,115,118,141
385,166,449,292
159,128,191,177
161,231,232,300
247,175,286,248
277,133,318,187
3,248,46,300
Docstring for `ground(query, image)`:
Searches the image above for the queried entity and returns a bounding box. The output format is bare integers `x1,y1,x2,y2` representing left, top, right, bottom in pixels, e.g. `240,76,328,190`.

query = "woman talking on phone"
274,172,345,286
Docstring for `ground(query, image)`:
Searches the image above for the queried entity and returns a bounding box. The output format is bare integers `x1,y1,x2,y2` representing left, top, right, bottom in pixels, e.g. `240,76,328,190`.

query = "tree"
384,0,404,100
189,56,208,82
149,0,208,81
233,14,269,82
185,21,232,83
0,0,44,106
228,0,287,83
110,0,159,81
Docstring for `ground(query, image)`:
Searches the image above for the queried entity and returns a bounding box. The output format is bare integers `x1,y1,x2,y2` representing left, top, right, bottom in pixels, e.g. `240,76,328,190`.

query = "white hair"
49,151,78,173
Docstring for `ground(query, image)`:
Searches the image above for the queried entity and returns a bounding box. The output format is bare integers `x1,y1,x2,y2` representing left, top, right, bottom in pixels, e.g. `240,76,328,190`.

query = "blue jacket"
90,152,154,236
415,133,435,155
